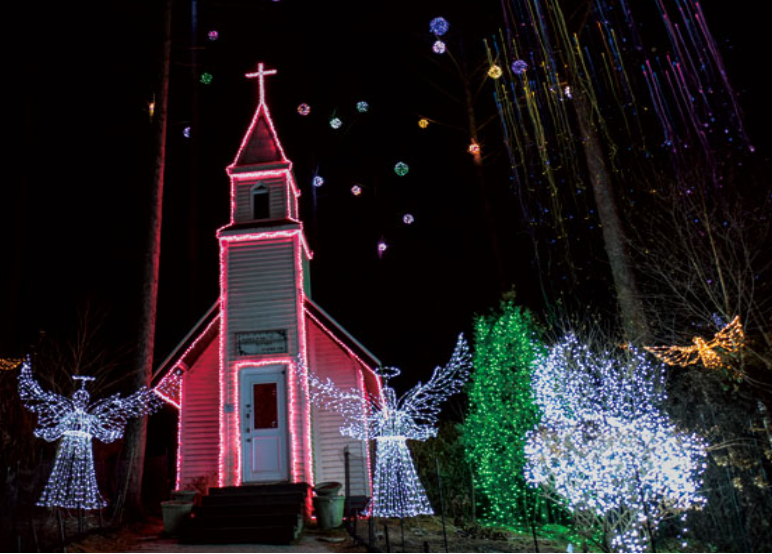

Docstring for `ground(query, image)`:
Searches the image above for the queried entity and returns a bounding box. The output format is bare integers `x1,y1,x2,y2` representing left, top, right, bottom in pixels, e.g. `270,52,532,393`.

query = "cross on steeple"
245,62,277,106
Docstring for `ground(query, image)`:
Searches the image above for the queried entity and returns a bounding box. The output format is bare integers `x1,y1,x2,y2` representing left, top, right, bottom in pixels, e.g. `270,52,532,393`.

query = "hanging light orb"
200,72,214,85
356,101,370,113
418,118,429,129
511,59,528,75
351,184,363,196
183,126,192,138
429,17,449,36
377,241,388,254
564,86,572,99
394,162,409,176
330,117,343,129
403,213,415,225
468,141,481,155
432,40,446,54
488,65,503,79
208,30,219,41
312,176,325,187
297,103,311,116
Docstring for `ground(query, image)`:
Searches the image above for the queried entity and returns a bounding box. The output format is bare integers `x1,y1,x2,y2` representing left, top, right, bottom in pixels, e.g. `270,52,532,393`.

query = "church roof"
304,298,382,372
152,301,220,387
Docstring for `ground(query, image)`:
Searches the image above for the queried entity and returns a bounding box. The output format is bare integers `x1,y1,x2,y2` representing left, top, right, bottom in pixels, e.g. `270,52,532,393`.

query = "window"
253,383,278,429
252,184,270,220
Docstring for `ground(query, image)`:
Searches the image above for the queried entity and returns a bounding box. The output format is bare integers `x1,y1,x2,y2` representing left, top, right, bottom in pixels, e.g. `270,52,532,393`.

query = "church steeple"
224,62,300,226
229,63,288,169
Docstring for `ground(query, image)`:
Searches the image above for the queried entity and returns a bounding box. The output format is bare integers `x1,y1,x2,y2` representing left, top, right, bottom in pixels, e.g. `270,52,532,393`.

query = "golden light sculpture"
0,357,24,372
644,316,744,372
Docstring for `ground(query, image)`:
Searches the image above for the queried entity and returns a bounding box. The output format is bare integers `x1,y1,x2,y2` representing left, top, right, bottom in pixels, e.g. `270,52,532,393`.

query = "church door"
240,366,289,483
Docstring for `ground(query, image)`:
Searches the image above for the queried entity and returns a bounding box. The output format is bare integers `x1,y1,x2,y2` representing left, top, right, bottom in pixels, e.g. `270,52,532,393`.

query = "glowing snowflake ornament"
297,103,311,116
403,213,415,225
488,65,503,79
511,59,528,75
394,162,409,176
330,117,343,129
356,101,370,113
312,175,325,187
429,17,449,36
17,358,162,510
418,118,429,129
299,334,472,518
432,40,446,54
351,184,363,196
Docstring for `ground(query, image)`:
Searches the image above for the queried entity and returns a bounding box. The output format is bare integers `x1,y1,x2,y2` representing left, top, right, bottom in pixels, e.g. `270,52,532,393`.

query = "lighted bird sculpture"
644,316,744,372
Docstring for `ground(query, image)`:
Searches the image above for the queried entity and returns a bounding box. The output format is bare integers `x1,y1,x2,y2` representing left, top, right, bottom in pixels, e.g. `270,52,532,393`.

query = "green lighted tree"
462,300,548,528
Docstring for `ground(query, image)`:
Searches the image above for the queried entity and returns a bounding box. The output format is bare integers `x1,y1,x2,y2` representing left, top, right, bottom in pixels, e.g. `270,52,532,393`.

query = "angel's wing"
89,386,163,443
705,315,744,352
399,333,472,425
296,355,376,440
643,344,700,367
17,357,75,434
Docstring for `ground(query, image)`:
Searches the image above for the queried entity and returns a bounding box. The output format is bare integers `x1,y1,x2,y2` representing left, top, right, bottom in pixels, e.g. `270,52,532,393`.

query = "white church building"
151,63,382,498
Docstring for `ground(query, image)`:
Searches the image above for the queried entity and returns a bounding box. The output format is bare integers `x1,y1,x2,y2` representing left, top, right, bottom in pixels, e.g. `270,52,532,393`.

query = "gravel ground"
67,517,366,553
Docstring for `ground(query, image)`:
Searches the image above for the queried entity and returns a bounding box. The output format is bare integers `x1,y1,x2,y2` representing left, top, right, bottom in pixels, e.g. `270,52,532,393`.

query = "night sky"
7,0,770,388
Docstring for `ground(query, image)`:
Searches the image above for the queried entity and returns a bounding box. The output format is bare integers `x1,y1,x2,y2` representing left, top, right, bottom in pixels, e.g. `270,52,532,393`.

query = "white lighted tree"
301,334,471,517
524,335,708,552
18,357,162,510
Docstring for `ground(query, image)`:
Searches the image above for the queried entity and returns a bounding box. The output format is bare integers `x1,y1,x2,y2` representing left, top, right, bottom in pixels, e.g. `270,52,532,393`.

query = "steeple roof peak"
229,62,288,170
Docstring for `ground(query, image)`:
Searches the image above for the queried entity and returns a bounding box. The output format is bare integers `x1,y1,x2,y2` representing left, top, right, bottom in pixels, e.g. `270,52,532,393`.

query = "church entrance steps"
179,483,310,545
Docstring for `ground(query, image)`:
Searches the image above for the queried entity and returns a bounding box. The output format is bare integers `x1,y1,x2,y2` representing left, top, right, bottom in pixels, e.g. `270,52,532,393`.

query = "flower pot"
161,500,193,535
313,495,345,530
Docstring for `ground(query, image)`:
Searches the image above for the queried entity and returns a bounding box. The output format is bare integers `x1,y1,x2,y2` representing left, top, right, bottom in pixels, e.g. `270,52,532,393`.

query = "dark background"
6,0,770,387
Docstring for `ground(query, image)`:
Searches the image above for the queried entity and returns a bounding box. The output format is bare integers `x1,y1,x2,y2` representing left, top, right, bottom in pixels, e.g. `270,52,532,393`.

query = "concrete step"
177,482,310,545
179,524,297,545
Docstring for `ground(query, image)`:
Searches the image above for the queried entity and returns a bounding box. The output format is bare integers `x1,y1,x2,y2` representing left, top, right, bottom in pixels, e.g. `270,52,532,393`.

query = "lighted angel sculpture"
300,333,472,518
18,358,162,509
644,315,744,371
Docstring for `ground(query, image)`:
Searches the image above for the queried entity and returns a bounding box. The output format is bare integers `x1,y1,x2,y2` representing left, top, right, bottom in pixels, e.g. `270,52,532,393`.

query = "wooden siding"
233,177,287,223
179,334,220,489
221,236,309,485
307,318,371,496
224,238,299,357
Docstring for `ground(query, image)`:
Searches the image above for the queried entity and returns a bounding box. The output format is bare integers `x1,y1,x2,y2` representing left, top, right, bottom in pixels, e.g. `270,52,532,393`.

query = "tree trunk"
118,0,172,521
574,92,650,343
460,57,507,293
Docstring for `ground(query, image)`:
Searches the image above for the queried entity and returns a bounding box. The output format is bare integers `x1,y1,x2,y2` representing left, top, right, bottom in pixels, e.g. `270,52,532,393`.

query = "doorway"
240,366,289,483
